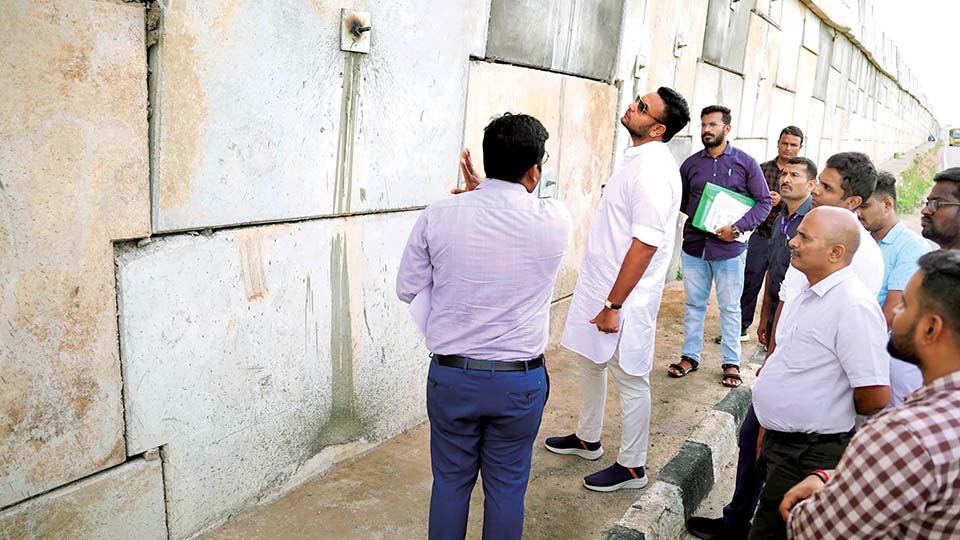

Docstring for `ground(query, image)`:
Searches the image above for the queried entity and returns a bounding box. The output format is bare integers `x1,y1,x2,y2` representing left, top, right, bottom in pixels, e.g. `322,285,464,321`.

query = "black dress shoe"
686,516,729,540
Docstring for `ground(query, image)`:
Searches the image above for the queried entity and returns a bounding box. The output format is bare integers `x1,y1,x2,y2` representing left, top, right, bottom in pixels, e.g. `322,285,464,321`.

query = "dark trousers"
426,359,548,540
747,430,851,540
740,233,770,331
721,405,765,539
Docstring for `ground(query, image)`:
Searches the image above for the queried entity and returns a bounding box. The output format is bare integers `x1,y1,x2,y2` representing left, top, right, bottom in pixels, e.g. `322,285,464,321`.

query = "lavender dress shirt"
396,179,571,360
679,143,772,260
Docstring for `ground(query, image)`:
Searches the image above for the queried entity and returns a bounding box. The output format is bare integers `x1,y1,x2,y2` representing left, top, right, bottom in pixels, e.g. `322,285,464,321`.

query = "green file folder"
691,182,756,233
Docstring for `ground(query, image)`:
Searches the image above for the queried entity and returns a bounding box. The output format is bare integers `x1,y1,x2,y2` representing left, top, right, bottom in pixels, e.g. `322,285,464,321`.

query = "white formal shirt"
753,266,890,433
561,141,681,376
396,179,571,360
779,223,883,302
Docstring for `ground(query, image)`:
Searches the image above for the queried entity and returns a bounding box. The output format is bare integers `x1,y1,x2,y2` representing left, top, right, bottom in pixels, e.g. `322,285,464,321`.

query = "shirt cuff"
632,224,664,247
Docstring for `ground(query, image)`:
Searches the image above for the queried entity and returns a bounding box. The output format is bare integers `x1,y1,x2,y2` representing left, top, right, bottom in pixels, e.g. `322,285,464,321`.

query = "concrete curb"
608,386,752,540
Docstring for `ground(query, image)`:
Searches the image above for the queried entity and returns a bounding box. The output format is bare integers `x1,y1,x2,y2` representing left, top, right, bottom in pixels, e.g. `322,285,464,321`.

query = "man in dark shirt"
757,157,815,345
733,127,803,342
669,105,771,388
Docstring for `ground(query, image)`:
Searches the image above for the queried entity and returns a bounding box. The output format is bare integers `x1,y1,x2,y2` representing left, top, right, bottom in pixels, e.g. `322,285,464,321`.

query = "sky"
874,0,959,127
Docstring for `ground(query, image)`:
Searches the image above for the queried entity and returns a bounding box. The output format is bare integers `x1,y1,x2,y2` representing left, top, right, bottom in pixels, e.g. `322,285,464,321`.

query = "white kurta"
561,142,681,376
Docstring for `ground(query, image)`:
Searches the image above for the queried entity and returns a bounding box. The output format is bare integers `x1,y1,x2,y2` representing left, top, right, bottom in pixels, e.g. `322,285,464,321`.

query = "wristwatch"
731,225,742,239
604,299,622,310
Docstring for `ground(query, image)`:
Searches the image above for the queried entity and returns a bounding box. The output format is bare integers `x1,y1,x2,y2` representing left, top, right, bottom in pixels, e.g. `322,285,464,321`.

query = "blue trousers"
740,233,770,331
722,405,764,538
426,359,548,540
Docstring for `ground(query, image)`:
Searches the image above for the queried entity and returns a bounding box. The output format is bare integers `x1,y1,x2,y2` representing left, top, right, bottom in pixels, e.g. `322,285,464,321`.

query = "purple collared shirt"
679,143,771,260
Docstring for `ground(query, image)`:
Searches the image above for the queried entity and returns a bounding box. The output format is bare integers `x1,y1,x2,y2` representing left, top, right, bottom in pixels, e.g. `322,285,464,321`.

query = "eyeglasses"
636,96,667,125
923,199,960,212
542,150,550,166
701,122,726,129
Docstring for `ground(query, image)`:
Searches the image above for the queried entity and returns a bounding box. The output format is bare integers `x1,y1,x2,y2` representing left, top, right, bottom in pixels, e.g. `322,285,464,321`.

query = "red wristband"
811,469,830,483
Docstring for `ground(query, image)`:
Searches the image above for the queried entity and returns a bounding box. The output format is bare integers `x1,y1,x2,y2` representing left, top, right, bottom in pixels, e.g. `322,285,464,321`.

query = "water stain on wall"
156,3,209,213
238,230,269,302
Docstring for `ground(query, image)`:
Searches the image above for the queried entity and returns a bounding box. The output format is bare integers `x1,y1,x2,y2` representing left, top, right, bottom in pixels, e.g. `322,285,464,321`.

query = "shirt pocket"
778,325,828,371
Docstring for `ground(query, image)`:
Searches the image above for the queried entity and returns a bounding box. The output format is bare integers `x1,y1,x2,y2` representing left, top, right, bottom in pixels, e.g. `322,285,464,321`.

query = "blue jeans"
426,359,547,540
681,250,747,366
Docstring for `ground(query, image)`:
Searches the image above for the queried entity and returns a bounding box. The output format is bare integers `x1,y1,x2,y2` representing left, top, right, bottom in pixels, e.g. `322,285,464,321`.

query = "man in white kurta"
544,87,691,492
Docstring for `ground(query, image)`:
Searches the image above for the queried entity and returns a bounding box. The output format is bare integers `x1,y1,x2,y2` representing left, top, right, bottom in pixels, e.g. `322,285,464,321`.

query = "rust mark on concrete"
57,43,92,82
238,230,269,302
156,2,208,213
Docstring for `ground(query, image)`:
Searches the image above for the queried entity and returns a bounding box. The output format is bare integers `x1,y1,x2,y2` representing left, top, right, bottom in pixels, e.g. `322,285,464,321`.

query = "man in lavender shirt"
396,113,571,540
668,105,771,387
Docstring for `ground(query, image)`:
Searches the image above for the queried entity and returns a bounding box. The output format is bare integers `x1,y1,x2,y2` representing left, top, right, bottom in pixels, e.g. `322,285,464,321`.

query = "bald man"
747,207,891,540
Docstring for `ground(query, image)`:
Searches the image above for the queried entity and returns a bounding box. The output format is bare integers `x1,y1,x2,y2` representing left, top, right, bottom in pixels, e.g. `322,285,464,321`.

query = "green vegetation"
897,143,943,214
893,151,905,159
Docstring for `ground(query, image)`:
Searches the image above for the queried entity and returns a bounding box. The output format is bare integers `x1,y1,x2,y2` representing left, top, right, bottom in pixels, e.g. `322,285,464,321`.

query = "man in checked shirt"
779,249,960,539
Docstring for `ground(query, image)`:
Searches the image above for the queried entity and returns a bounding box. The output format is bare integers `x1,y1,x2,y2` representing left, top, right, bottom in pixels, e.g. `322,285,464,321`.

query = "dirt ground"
201,282,761,540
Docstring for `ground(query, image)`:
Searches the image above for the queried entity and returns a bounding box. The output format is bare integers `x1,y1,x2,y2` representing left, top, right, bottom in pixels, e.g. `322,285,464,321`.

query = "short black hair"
917,249,960,341
482,113,549,183
700,105,732,125
933,167,960,200
873,170,898,202
825,151,877,201
657,87,691,142
779,125,804,145
786,156,817,180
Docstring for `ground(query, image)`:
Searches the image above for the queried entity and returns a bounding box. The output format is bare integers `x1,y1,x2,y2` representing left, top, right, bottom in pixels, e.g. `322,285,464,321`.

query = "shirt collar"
698,142,733,159
476,178,529,194
782,196,813,218
807,265,857,297
624,141,662,158
903,370,960,404
878,221,906,246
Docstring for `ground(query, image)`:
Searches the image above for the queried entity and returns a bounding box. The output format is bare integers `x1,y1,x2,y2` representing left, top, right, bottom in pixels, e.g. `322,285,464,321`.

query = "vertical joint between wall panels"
146,0,162,234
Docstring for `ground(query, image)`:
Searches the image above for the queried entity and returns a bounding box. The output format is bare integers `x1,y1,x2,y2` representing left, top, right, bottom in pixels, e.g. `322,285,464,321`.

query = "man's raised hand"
451,148,482,194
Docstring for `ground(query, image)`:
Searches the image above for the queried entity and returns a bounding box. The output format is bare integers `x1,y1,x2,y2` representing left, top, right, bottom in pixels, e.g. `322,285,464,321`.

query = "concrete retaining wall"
0,1,939,538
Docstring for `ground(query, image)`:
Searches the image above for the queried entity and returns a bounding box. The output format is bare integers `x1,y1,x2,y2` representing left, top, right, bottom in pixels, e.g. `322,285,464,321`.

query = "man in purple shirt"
668,105,771,387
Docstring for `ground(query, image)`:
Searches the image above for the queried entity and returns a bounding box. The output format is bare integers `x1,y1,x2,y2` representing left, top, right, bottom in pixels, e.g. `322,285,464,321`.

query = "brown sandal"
721,364,742,388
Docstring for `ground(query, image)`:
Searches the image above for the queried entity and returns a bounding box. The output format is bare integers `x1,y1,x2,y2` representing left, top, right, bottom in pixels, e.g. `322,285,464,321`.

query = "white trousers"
574,353,651,468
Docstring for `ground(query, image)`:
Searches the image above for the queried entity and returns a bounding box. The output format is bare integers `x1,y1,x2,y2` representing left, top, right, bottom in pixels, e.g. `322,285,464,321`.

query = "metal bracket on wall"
340,9,371,54
673,31,688,58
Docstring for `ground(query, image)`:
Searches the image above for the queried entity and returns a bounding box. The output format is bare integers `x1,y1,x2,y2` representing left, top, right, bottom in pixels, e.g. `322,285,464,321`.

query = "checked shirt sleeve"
787,417,935,540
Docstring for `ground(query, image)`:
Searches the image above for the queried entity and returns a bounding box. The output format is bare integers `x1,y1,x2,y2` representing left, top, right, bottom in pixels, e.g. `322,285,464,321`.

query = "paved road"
944,144,960,169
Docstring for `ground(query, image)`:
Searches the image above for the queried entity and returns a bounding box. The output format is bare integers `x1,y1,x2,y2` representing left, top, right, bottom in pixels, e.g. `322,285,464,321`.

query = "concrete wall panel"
739,13,773,138
792,49,819,135
0,459,166,540
154,1,479,232
0,0,149,507
117,212,425,538
460,62,618,300
775,0,804,91
691,62,722,131
801,6,820,53
804,99,826,166
553,78,619,298
766,89,796,159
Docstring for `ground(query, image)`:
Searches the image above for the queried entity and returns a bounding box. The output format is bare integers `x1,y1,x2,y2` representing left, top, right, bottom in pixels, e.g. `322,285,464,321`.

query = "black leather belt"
766,429,853,444
433,354,544,372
